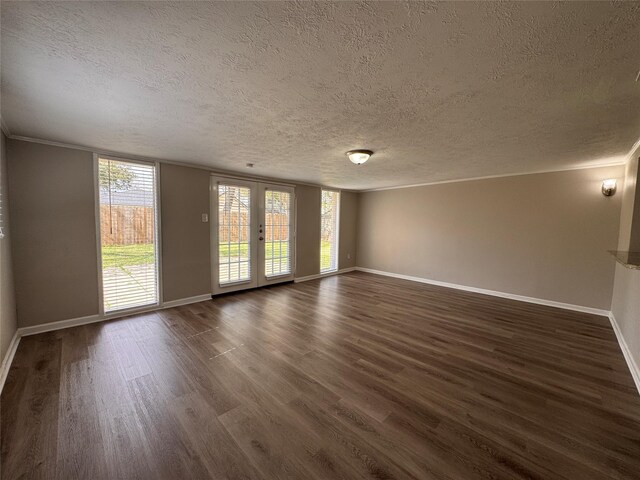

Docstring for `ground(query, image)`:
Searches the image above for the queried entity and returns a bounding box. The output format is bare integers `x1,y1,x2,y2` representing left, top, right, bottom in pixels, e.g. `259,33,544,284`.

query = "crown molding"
361,134,640,192
7,132,638,194
7,134,360,192
360,161,627,192
625,135,640,161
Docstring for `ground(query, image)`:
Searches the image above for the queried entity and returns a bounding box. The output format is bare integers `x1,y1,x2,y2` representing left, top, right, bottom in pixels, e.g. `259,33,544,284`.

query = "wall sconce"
602,179,617,197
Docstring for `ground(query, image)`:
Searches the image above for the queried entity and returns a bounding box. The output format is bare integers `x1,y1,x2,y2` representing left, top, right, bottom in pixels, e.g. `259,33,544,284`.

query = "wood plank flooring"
2,271,640,479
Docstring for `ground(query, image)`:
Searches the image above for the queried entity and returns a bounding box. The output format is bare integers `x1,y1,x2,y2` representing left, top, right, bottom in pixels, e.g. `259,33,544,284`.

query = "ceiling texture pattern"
1,1,639,189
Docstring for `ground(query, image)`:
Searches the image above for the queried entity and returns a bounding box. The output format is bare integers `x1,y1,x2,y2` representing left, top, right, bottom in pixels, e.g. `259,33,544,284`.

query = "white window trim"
93,153,163,316
320,188,340,274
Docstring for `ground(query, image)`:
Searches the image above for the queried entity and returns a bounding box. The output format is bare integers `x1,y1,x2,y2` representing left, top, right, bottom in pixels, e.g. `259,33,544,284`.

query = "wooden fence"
100,206,155,245
101,207,289,246
219,212,289,242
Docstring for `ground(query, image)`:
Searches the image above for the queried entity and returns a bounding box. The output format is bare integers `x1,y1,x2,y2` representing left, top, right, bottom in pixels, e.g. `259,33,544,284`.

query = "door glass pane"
265,189,291,277
218,184,251,284
99,158,159,312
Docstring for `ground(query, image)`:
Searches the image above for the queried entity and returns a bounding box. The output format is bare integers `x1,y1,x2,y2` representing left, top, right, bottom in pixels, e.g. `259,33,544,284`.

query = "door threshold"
211,280,294,298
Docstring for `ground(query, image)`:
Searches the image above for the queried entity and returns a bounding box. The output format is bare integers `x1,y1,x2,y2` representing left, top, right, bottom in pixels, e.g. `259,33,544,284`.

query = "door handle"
259,236,264,241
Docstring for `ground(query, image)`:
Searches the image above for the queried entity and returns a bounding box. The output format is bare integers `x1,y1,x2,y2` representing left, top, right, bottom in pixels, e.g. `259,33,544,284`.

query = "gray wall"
5,139,358,327
159,169,354,292
357,165,624,310
339,191,358,269
160,163,211,302
611,145,640,376
294,187,357,277
629,154,640,253
8,140,100,327
295,185,321,278
10,135,626,329
617,154,637,253
0,132,17,361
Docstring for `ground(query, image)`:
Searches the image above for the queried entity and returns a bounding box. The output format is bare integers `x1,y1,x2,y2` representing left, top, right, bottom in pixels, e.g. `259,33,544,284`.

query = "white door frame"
94,154,163,315
210,176,296,295
257,183,296,287
210,176,258,295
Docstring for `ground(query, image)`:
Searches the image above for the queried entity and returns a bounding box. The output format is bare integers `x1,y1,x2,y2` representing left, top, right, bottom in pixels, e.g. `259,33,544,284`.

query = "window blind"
265,189,292,277
98,158,159,312
320,190,339,273
218,184,252,284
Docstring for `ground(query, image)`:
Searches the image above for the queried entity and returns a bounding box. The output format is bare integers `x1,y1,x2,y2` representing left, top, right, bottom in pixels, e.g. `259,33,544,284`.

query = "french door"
211,176,295,294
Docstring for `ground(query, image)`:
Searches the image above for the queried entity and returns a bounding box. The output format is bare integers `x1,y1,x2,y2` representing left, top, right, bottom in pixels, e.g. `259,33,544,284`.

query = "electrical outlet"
201,213,209,223
347,253,351,260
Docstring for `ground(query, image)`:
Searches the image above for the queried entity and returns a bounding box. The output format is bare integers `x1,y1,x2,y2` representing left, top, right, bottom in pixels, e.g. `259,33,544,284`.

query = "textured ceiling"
1,1,639,190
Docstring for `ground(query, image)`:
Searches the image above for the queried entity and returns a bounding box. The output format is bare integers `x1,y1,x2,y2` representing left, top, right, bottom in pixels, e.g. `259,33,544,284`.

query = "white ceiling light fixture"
602,178,617,196
347,149,373,165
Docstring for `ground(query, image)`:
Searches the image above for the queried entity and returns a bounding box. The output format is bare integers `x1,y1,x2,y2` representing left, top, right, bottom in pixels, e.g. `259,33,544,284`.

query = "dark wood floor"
2,271,640,479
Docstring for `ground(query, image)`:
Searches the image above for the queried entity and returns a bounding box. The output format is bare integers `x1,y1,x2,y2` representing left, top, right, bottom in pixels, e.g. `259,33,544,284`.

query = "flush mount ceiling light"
346,149,373,165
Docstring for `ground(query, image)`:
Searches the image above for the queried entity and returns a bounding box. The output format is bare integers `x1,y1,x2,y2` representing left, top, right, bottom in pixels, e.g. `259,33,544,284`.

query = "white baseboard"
13,272,356,342
18,313,104,337
294,273,323,283
0,331,21,393
162,294,211,308
6,275,637,400
354,267,610,316
2,294,216,393
356,267,640,396
294,267,356,283
608,313,640,395
17,294,214,338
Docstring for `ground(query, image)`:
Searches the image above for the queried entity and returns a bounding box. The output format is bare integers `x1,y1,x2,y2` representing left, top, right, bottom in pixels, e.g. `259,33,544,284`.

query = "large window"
320,190,340,273
98,157,159,312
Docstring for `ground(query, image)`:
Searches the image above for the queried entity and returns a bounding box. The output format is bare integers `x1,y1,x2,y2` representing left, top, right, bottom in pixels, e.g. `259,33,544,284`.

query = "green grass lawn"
219,243,249,258
320,240,333,271
218,242,286,259
102,243,155,268
102,241,335,270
